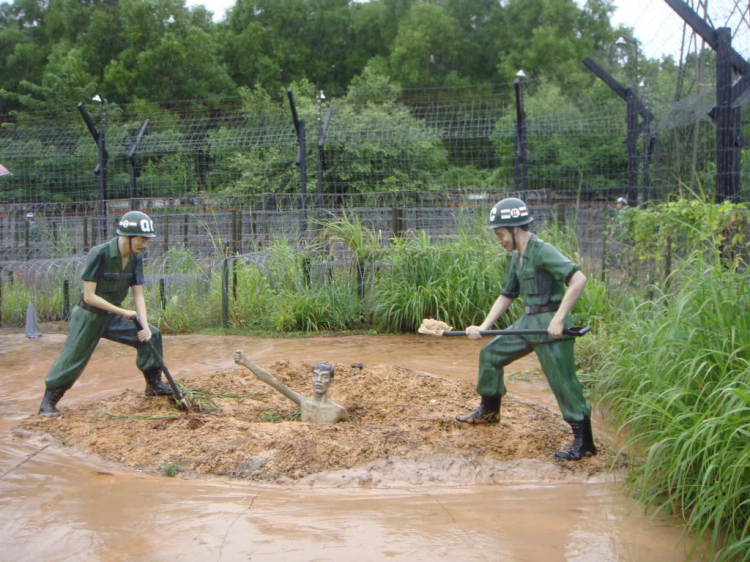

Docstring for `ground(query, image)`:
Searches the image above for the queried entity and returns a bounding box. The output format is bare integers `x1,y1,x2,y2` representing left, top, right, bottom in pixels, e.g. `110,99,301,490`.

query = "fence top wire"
617,0,750,62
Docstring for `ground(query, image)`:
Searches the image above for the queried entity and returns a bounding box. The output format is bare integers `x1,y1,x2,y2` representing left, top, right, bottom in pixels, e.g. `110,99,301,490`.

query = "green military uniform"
44,237,162,390
475,234,591,423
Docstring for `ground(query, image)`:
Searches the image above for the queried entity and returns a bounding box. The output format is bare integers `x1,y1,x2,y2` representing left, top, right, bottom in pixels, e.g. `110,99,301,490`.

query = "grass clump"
594,252,750,561
162,460,182,477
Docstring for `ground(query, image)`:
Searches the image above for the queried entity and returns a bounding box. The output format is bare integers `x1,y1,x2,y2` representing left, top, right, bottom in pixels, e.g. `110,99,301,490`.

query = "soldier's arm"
467,294,515,340
131,285,151,342
83,281,137,318
548,271,587,338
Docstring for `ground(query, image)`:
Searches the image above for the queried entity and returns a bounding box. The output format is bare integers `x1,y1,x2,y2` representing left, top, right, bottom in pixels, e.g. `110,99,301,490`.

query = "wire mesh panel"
1,73,747,220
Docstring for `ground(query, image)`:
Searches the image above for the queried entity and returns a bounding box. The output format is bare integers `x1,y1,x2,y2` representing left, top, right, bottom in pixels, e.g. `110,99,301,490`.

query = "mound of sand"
19,361,609,486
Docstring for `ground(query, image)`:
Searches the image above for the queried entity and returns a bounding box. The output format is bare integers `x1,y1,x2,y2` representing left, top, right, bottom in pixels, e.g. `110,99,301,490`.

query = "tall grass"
369,231,515,331
594,252,750,561
230,240,362,332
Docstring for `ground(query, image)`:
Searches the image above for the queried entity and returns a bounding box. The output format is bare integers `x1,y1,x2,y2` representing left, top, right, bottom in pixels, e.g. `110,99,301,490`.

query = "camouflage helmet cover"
488,197,534,229
116,211,156,237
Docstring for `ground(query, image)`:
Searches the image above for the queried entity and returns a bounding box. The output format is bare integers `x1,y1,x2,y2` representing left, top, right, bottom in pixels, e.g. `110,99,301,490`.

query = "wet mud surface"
0,331,709,561
19,361,607,485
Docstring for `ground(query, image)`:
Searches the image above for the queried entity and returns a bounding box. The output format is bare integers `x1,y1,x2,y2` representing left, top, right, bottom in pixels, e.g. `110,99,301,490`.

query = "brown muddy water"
0,332,708,561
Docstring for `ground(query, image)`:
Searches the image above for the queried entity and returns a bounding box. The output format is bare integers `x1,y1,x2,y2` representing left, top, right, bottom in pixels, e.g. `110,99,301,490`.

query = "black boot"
143,369,174,396
38,387,69,415
456,395,501,424
555,418,597,461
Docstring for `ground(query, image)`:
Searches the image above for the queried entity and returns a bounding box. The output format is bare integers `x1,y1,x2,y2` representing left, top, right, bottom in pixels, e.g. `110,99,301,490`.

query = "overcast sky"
184,0,750,62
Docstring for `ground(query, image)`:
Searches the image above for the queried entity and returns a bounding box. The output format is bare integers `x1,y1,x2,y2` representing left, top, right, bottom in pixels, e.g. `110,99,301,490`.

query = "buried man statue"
234,351,350,424
38,211,173,415
456,198,597,461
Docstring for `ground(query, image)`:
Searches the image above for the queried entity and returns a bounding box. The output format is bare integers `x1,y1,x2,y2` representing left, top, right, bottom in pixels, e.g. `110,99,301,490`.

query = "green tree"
496,0,616,88
386,3,460,89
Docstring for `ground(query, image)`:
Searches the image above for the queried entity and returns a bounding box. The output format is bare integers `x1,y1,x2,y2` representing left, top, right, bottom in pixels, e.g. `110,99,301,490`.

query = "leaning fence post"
63,280,70,320
221,258,230,328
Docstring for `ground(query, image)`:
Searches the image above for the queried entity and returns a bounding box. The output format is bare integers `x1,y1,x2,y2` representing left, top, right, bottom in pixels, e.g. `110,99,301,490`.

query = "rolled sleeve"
131,255,145,286
537,243,580,284
80,247,104,283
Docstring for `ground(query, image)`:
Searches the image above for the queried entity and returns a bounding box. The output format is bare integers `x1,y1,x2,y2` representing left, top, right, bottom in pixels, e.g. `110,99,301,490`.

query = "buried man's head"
312,363,334,394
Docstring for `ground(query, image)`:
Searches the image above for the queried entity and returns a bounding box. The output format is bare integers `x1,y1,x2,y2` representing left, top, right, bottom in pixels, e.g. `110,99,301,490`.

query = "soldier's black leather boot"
143,369,174,396
555,417,597,461
38,387,69,415
456,394,501,424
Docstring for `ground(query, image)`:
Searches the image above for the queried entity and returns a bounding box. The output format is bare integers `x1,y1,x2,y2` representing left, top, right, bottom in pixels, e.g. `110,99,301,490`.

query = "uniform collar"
107,237,134,265
107,237,122,259
515,233,540,261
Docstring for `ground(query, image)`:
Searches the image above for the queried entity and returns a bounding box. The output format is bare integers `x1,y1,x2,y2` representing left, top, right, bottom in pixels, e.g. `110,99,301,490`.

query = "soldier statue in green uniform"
456,198,597,461
38,211,173,415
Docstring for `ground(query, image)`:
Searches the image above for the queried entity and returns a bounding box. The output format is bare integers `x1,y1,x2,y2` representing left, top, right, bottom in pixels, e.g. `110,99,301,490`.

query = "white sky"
186,0,750,61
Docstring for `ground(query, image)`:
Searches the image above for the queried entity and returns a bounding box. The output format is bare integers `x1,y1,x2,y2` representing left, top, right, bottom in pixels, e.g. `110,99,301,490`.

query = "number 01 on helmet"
116,211,156,238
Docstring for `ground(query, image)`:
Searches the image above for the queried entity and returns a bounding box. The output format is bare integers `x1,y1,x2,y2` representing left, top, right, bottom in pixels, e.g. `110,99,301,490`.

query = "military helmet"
488,197,533,229
116,211,156,238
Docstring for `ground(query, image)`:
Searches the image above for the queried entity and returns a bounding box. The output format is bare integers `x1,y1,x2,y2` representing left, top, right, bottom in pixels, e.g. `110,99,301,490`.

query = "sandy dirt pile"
19,361,609,486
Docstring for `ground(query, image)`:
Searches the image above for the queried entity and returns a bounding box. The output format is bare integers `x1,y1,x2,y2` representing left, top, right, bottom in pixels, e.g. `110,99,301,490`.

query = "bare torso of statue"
234,351,350,424
299,399,348,424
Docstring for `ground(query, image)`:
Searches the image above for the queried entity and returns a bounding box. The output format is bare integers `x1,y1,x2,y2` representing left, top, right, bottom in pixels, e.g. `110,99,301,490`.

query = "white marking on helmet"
500,209,511,219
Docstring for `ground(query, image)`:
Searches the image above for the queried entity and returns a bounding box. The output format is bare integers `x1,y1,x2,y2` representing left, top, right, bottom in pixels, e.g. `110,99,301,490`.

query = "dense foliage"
0,0,623,112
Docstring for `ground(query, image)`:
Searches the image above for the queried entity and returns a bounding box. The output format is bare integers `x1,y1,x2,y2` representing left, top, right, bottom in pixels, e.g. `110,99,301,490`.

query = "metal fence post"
63,280,70,320
392,208,403,237
221,258,229,328
159,278,166,311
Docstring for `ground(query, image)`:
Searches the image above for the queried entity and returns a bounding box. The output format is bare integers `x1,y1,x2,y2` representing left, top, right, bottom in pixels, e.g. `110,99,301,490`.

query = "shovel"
418,318,590,337
131,316,190,411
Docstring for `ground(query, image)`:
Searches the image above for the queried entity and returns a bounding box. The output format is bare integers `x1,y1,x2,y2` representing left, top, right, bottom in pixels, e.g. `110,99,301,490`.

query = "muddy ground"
19,360,608,486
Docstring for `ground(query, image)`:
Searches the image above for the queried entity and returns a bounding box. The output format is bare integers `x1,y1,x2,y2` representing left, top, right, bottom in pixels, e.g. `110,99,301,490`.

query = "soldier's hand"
466,326,483,340
123,309,138,320
548,316,564,339
137,325,152,343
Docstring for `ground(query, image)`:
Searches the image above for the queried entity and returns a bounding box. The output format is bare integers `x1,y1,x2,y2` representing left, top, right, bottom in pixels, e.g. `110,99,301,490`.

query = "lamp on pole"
514,69,529,195
616,36,640,86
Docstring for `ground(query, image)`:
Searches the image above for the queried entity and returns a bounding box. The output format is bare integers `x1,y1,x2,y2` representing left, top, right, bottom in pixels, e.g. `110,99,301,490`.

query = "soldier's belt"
78,299,109,315
524,303,559,315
